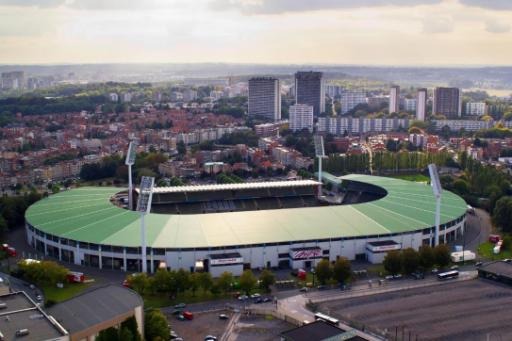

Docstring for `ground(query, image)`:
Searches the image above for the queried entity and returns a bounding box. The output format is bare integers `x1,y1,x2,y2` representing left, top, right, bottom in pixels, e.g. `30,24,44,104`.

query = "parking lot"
318,279,512,340
165,310,231,341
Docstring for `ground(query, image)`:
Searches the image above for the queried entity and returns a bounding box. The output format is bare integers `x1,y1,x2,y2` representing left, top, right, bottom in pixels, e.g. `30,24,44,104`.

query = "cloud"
0,0,65,7
210,0,442,14
422,16,454,33
485,20,511,33
459,0,512,10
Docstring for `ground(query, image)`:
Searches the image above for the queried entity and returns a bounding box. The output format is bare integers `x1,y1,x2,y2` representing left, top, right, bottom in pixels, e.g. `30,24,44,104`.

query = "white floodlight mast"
125,141,137,210
137,176,154,273
314,135,326,197
428,164,443,247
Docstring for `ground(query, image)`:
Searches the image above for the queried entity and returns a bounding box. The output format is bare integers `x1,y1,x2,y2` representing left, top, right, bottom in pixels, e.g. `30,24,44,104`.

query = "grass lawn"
478,242,512,260
42,282,92,303
389,173,430,183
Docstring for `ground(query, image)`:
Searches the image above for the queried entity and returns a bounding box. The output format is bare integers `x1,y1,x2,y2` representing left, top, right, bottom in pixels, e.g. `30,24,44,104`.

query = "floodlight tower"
428,164,443,247
125,141,137,210
136,176,155,273
314,135,326,197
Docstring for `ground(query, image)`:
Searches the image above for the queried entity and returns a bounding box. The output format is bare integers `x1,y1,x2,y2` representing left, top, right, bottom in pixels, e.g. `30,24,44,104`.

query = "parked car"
176,314,185,321
475,262,483,267
174,303,186,309
254,298,263,304
317,285,327,290
411,271,425,280
431,268,439,274
238,295,248,301
219,314,229,320
262,297,272,303
205,336,218,341
183,311,194,320
299,287,309,292
392,274,402,280
450,265,459,270
250,293,261,299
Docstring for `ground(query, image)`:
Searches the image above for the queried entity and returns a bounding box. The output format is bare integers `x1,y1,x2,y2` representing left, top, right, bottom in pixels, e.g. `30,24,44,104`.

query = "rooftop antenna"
314,135,326,197
125,141,137,210
136,176,154,273
428,164,443,247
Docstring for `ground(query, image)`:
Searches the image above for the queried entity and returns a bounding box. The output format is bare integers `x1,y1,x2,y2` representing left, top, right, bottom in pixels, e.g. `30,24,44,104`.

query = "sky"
0,0,511,66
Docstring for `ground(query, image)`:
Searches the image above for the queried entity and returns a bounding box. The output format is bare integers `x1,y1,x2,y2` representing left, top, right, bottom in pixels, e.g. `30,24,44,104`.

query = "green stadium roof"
25,175,467,249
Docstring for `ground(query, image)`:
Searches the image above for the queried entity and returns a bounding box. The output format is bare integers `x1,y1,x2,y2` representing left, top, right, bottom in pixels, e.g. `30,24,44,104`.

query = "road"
450,208,492,253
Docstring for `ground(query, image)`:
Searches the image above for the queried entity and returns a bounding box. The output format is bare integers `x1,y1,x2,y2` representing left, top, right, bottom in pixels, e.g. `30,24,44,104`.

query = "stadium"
24,174,467,276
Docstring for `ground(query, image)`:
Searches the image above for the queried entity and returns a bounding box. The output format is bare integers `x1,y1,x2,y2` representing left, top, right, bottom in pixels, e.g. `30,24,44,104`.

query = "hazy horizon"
1,0,512,66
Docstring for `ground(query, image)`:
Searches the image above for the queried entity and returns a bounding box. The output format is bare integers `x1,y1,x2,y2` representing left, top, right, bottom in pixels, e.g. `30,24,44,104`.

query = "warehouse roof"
25,174,467,249
48,285,142,334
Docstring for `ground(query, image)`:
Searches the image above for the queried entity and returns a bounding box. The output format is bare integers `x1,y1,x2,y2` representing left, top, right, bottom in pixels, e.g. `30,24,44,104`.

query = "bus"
437,270,459,281
314,312,339,326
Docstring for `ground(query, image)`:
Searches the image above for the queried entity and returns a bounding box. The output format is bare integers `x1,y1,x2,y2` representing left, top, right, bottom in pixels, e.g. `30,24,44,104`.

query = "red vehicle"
298,269,307,281
183,311,194,320
2,244,16,257
489,235,501,243
67,272,85,283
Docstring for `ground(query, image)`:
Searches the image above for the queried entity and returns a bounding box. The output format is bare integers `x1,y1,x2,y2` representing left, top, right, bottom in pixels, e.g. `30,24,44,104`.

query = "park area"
318,279,512,340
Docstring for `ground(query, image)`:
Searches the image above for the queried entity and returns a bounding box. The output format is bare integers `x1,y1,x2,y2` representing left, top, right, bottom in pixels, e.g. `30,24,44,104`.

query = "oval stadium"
24,174,467,276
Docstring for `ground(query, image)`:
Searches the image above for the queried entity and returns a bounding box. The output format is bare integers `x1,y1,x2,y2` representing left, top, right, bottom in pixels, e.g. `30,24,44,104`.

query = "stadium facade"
25,174,467,276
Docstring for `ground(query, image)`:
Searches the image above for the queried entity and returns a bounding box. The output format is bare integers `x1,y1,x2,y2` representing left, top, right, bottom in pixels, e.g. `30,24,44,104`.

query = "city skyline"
0,0,511,66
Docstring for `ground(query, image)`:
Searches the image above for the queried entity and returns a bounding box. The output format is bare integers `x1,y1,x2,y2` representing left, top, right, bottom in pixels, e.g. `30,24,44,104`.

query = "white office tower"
416,88,427,121
248,77,281,121
465,102,486,116
289,104,314,132
389,85,400,113
341,89,366,114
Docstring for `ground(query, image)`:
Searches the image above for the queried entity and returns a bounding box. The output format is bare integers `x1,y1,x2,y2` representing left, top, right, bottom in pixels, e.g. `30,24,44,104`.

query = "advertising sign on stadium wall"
290,248,322,260
210,257,244,266
367,243,402,252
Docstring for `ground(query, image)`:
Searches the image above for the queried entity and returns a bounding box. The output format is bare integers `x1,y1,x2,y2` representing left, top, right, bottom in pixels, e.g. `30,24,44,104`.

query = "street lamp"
311,268,316,287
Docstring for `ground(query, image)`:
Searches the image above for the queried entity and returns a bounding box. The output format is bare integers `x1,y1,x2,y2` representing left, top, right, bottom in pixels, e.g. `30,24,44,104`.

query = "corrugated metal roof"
25,175,467,248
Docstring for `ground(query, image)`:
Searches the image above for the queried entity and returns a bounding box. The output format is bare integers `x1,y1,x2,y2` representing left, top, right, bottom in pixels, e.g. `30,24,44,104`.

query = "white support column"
435,197,441,246
150,249,154,273
123,248,127,272
99,245,103,270
128,164,133,210
141,214,147,273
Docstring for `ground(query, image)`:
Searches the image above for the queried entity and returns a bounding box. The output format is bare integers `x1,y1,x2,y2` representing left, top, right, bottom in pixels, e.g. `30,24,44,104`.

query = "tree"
259,269,275,293
419,245,435,269
177,141,186,155
383,250,402,275
151,269,172,293
0,216,7,237
145,309,170,341
198,272,214,292
18,260,68,286
493,197,512,233
452,179,469,196
175,269,190,293
217,271,233,294
502,235,512,252
315,259,332,285
128,273,150,295
189,272,201,296
239,270,257,294
332,257,351,284
401,248,420,274
434,244,451,268
97,327,119,341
